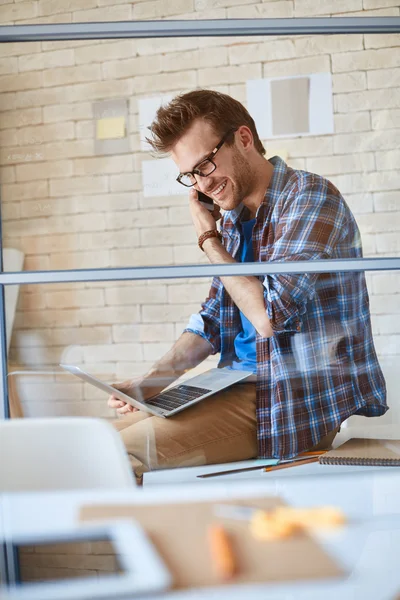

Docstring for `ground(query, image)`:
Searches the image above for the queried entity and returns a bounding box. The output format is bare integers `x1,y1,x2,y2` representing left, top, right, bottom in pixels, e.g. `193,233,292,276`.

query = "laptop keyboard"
145,385,212,412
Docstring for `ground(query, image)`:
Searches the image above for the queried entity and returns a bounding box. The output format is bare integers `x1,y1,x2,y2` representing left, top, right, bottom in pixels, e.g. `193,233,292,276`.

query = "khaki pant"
112,383,339,481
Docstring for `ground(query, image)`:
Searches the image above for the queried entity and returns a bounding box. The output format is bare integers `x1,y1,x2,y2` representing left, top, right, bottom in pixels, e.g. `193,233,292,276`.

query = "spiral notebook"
319,438,400,466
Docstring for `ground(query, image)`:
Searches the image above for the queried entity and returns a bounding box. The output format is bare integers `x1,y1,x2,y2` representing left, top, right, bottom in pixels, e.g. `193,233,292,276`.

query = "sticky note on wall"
96,116,126,140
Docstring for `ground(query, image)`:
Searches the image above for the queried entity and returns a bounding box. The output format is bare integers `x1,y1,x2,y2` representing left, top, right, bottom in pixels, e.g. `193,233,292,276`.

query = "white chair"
0,417,136,491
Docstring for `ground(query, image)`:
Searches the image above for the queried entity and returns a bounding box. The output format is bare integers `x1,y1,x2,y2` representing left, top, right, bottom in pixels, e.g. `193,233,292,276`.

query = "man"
108,89,387,480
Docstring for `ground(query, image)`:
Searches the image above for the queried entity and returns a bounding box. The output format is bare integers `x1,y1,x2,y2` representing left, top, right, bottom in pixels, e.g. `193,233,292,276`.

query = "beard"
227,149,254,208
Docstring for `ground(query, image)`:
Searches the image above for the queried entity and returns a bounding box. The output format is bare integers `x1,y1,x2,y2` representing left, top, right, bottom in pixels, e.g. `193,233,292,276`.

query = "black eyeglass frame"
176,128,237,187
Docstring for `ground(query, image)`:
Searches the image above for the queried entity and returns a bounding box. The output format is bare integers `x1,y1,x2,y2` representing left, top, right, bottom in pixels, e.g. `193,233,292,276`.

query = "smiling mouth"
210,180,227,196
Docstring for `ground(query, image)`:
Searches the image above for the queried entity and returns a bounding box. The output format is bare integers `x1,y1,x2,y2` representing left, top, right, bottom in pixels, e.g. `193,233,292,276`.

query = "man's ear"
237,126,253,152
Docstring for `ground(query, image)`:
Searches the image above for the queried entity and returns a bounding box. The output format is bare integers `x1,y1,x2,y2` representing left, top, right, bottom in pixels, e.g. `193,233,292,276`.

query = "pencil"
263,456,319,472
208,524,237,581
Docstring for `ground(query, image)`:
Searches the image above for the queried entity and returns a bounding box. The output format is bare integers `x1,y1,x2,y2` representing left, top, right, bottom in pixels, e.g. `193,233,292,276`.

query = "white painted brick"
133,70,197,94
368,68,400,89
0,71,43,93
15,86,69,109
367,171,400,193
110,246,174,266
139,323,175,342
22,255,50,271
2,180,48,202
0,165,15,183
173,244,206,264
373,191,399,212
105,285,167,305
16,382,83,402
73,155,134,177
49,250,110,270
75,120,93,139
364,33,400,49
133,0,192,18
50,326,112,346
112,324,140,343
370,293,400,314
0,107,42,130
102,55,161,80
115,362,154,379
363,0,399,9
168,205,194,225
16,160,72,182
294,34,363,56
46,289,105,309
83,344,143,363
78,231,139,251
15,309,79,329
142,303,200,323
0,41,41,58
333,130,399,154
44,64,101,88
335,86,400,112
327,173,366,195
18,50,75,72
357,212,400,234
18,291,46,311
135,36,200,57
335,7,398,16
0,57,18,76
1,1,37,22
50,176,108,198
344,193,374,215
333,71,367,94
2,203,20,220
376,233,400,255
359,233,376,256
163,47,228,72
72,5,132,22
198,63,261,86
109,173,142,193
167,282,211,304
306,153,375,177
228,39,295,65
278,136,334,159
334,112,371,134
105,209,169,230
14,214,103,237
333,49,400,73
143,342,172,361
75,41,135,64
39,0,96,16
43,102,92,123
177,6,227,19
372,109,400,130
376,150,400,171
140,226,195,247
228,1,293,18
79,306,140,326
66,80,134,103
294,0,361,16
374,335,400,356
264,55,330,78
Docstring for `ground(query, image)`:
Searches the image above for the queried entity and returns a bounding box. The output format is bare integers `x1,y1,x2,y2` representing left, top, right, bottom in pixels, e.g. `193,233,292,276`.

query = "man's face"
171,119,254,212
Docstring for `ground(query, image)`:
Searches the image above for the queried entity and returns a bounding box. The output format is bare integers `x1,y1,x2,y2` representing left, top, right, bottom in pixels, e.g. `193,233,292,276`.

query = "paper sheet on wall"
139,95,173,151
142,157,188,198
246,73,334,140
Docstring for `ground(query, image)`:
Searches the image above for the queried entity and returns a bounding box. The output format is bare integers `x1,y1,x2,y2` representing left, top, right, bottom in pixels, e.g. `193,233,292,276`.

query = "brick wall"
0,0,399,420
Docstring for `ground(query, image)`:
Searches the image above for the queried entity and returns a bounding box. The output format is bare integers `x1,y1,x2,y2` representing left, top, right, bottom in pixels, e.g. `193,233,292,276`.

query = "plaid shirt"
185,156,387,459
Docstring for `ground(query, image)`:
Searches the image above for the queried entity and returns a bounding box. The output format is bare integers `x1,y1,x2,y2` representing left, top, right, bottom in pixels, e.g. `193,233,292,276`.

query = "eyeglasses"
176,129,237,187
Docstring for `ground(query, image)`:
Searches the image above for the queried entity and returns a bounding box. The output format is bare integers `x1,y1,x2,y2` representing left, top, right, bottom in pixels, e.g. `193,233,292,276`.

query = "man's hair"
145,89,266,157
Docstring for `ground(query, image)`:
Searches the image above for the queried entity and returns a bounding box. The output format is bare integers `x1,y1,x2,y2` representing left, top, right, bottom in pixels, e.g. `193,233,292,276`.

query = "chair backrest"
0,417,136,491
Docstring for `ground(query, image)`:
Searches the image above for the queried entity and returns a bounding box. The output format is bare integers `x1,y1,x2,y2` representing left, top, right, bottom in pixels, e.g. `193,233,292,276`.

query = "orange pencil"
264,456,319,472
208,524,237,581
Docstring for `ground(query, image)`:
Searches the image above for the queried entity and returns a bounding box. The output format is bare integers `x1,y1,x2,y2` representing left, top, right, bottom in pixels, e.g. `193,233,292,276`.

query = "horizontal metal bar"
0,258,399,286
0,17,399,43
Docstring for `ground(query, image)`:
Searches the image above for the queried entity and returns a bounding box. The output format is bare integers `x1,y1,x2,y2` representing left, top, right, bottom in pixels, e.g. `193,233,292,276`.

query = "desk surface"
2,469,400,599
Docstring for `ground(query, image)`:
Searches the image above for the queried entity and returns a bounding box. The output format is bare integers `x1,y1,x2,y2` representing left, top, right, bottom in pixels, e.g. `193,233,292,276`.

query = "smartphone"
197,191,215,212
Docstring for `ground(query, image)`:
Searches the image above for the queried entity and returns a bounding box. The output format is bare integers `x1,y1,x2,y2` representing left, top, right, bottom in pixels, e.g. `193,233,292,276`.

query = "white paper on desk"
246,73,334,140
142,157,188,198
139,95,173,151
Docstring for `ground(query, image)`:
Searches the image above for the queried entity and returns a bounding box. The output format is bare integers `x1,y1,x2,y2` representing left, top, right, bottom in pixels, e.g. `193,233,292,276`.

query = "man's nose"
194,174,214,194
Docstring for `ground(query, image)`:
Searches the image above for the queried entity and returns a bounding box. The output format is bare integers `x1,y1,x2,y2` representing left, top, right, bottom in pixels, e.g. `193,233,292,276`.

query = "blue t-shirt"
230,219,257,373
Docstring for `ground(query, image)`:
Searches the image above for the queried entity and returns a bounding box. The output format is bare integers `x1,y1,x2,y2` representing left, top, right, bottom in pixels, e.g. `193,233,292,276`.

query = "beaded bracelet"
198,229,223,252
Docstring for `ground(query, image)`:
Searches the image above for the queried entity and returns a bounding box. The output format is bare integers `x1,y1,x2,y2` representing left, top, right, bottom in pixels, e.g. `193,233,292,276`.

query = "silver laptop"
60,364,254,418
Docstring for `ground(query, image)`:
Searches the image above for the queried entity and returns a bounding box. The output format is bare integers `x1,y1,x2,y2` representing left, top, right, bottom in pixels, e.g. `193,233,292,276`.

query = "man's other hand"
107,375,172,415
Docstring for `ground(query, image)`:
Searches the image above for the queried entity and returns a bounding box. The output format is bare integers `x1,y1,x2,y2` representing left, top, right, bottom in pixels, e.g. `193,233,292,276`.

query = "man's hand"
189,189,221,238
107,375,170,415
